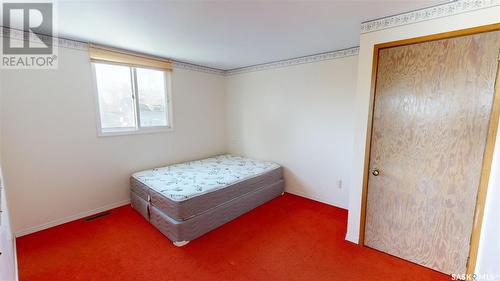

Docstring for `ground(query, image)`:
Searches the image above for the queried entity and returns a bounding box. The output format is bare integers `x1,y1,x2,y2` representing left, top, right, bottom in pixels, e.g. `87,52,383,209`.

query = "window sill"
97,126,174,137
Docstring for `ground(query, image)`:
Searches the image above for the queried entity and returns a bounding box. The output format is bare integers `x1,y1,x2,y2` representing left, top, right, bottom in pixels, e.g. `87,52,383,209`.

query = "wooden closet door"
364,30,500,274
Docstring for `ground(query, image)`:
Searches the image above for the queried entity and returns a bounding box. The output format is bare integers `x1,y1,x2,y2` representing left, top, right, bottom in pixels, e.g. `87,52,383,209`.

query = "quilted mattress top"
132,154,280,202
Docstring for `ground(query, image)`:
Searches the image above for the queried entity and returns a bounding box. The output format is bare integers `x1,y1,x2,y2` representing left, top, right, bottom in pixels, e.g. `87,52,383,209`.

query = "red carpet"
17,193,448,281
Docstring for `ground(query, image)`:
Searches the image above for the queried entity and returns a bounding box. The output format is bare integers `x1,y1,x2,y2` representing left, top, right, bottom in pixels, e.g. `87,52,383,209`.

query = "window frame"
91,61,174,137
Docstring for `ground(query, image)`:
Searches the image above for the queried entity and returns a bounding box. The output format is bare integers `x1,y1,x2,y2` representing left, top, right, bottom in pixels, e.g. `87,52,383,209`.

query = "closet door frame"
358,23,500,276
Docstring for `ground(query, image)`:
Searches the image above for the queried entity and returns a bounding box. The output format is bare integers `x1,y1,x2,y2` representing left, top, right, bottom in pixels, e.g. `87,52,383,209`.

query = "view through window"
93,62,171,134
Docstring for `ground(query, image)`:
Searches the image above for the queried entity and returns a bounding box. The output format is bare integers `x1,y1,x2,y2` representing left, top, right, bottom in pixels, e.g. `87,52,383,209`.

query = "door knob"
371,169,380,176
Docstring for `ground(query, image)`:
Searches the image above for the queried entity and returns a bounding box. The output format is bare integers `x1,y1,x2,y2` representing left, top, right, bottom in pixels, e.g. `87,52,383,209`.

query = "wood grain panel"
364,30,500,274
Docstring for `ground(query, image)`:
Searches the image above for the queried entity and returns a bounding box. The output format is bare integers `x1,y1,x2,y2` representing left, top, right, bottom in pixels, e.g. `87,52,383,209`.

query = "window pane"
136,68,168,127
94,63,135,130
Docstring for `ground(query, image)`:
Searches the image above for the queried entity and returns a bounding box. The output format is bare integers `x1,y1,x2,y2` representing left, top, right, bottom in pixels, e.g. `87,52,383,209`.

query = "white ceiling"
39,0,447,70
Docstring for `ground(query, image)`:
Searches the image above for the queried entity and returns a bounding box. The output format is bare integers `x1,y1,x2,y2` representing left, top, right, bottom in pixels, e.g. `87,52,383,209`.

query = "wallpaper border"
0,27,225,75
3,1,499,74
0,27,359,75
225,47,360,75
361,0,500,34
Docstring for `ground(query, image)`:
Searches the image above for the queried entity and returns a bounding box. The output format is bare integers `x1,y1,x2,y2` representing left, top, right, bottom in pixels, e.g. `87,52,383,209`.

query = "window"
89,44,173,136
92,62,172,135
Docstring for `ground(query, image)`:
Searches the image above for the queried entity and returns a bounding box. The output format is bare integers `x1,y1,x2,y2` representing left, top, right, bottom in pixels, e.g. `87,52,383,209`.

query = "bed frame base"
131,180,285,244
173,241,190,247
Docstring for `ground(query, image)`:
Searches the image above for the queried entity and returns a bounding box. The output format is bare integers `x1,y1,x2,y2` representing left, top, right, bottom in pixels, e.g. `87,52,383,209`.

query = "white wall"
0,46,227,235
347,5,500,278
0,72,17,280
226,56,358,209
0,171,17,281
0,64,18,281
476,126,500,280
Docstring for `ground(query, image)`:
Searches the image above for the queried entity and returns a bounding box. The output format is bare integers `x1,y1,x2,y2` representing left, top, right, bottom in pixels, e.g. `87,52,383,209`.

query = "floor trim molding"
14,199,130,237
345,232,360,244
13,237,19,281
285,189,348,210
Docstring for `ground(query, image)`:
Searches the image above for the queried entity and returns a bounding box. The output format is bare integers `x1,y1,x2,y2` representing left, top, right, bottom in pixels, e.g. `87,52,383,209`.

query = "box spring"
131,180,284,243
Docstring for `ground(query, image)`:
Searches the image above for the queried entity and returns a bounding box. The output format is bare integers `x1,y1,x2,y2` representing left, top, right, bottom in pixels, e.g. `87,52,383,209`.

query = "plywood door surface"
365,30,500,274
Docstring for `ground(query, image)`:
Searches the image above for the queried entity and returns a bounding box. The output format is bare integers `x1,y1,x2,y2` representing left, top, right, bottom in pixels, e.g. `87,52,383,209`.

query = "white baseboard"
13,236,18,281
285,189,356,244
285,189,348,210
345,232,359,244
15,199,130,237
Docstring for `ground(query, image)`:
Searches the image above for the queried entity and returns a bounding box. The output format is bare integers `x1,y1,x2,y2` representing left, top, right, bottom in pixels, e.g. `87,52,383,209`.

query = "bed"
130,154,284,246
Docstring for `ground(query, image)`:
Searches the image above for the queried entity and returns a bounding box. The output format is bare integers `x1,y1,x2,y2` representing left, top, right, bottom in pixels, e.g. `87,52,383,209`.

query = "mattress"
131,155,282,221
132,179,285,243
